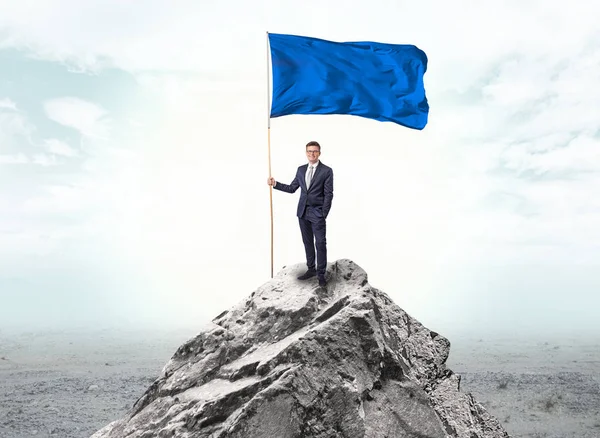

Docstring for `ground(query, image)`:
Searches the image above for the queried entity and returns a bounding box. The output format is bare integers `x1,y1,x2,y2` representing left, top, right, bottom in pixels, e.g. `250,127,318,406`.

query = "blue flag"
268,33,429,130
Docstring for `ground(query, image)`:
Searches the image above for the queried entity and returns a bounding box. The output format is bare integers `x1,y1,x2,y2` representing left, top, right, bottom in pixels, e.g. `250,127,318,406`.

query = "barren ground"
0,328,598,438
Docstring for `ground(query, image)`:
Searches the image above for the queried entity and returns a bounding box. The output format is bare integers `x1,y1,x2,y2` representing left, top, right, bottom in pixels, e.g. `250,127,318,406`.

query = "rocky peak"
92,259,509,438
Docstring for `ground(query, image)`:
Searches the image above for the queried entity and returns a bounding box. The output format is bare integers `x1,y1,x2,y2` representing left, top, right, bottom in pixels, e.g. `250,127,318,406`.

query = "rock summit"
92,259,509,438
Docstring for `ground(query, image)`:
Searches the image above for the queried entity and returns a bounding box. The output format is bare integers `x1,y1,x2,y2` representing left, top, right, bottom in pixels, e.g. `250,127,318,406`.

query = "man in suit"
267,141,334,286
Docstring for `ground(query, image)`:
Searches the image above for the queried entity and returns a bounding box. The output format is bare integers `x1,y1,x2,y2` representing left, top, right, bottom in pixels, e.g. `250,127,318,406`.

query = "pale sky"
1,0,599,339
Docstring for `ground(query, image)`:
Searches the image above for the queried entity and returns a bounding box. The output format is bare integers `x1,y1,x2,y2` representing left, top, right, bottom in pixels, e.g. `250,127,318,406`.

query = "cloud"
21,184,85,214
0,153,28,164
0,110,35,152
31,153,60,166
0,97,17,111
501,135,600,176
44,97,109,139
0,153,58,166
0,111,72,165
0,0,248,73
43,138,78,157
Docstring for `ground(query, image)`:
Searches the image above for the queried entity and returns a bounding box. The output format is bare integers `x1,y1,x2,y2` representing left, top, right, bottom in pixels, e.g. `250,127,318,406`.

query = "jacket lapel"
299,164,308,191
307,161,323,192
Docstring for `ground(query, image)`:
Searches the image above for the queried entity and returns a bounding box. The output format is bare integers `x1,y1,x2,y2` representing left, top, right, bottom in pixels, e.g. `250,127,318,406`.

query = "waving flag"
268,33,429,130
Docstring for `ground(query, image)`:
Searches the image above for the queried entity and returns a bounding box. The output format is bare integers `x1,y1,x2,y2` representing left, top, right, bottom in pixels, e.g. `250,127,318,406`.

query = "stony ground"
448,335,600,438
0,328,187,438
0,328,598,438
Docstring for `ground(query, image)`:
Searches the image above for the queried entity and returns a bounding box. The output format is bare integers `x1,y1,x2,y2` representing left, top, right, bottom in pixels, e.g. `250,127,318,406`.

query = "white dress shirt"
305,161,319,189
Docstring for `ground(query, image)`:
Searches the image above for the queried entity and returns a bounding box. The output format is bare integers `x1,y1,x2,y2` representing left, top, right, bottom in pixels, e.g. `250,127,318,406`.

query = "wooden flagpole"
267,31,274,278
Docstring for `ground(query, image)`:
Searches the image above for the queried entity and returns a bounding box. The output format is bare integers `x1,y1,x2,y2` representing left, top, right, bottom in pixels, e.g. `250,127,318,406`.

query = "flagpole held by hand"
267,31,274,278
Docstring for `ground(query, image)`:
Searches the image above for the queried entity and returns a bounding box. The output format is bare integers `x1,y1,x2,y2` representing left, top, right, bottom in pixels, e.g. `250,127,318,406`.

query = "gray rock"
91,259,510,438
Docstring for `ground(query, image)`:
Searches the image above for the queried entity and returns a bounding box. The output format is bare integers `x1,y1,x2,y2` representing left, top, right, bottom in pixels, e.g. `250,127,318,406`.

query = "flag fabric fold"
268,33,429,130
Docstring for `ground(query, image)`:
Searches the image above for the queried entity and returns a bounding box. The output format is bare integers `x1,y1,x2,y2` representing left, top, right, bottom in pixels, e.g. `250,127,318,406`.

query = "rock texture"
92,259,510,438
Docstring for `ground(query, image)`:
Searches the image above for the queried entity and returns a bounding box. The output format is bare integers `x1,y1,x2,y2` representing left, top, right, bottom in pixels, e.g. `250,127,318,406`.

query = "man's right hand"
267,177,276,186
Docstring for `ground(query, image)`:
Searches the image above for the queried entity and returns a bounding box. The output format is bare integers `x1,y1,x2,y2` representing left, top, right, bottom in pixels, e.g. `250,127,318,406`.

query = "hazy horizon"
2,258,598,341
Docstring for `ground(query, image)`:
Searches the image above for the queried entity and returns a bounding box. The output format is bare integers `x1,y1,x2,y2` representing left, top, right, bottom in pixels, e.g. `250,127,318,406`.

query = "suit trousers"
298,206,327,277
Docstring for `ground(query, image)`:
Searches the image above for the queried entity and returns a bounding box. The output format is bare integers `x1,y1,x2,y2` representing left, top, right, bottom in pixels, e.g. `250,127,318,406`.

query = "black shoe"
297,270,317,280
318,276,327,287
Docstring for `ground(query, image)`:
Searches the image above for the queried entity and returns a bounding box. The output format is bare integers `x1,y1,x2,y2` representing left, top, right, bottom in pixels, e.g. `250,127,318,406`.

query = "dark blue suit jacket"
274,161,334,218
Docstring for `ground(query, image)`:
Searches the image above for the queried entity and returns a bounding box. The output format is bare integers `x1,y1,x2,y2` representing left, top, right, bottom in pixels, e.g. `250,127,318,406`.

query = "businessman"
267,141,334,286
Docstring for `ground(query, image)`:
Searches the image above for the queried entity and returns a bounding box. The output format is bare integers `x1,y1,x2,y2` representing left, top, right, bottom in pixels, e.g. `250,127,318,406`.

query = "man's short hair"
306,141,321,151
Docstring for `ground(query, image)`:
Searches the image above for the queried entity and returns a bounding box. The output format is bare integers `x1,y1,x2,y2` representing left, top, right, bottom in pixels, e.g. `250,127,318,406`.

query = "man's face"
306,147,320,164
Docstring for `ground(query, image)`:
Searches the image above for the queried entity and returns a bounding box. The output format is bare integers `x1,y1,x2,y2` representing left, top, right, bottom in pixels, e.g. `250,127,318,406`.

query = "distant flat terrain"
1,328,598,438
447,335,600,438
0,328,189,438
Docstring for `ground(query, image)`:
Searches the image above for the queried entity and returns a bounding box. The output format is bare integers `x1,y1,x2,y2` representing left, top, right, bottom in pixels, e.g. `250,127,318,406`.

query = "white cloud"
481,56,555,107
44,138,78,157
0,0,265,74
0,111,34,149
0,153,57,166
31,153,59,166
21,184,84,214
0,230,59,258
0,153,28,164
44,97,109,139
0,97,18,111
502,135,600,175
